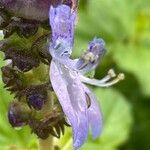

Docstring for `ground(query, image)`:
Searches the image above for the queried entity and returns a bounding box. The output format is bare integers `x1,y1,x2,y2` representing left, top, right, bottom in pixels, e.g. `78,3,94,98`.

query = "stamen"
99,69,116,83
80,70,125,87
79,68,116,84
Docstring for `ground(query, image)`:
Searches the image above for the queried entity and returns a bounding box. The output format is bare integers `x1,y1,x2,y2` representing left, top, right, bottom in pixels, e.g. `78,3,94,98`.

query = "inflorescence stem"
39,136,54,150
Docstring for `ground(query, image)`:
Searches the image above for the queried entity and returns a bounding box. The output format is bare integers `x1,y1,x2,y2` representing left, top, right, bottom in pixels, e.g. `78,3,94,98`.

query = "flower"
49,4,124,150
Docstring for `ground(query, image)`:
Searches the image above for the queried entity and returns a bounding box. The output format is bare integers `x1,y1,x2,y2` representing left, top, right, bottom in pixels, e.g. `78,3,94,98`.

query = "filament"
80,69,125,87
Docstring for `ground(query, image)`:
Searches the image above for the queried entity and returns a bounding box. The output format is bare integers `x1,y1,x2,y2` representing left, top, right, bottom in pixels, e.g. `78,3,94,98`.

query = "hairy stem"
39,136,54,150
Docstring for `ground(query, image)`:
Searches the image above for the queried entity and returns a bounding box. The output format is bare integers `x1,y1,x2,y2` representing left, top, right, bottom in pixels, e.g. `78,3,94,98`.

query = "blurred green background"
0,0,150,149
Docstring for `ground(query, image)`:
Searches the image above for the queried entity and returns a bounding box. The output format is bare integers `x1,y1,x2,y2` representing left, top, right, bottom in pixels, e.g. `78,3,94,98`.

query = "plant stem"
39,136,54,150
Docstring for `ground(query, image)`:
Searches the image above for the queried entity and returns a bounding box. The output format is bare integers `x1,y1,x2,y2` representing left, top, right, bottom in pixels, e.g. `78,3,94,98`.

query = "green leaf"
112,44,150,96
75,0,138,45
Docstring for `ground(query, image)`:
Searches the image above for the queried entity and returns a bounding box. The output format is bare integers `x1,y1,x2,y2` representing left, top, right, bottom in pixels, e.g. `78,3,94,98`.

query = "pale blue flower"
49,4,124,150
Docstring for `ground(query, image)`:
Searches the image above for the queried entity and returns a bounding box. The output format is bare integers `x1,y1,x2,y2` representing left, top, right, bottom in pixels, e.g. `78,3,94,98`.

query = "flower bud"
28,93,45,110
3,48,40,72
8,101,31,127
23,84,49,110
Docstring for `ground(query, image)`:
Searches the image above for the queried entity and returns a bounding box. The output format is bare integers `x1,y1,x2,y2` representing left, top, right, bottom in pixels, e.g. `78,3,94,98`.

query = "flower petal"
65,73,88,149
50,60,88,149
75,38,106,73
49,4,76,57
50,60,77,139
82,84,103,138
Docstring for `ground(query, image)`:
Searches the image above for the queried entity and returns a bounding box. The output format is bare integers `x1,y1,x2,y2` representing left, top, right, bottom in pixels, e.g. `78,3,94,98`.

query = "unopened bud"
28,93,45,110
8,101,31,127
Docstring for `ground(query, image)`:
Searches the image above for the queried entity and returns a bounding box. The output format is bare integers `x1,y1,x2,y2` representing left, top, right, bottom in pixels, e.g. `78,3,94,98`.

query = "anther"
108,69,116,78
98,69,116,83
117,73,125,80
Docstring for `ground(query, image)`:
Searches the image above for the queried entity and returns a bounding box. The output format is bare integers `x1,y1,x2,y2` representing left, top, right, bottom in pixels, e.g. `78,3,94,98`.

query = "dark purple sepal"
4,48,40,72
27,94,45,111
